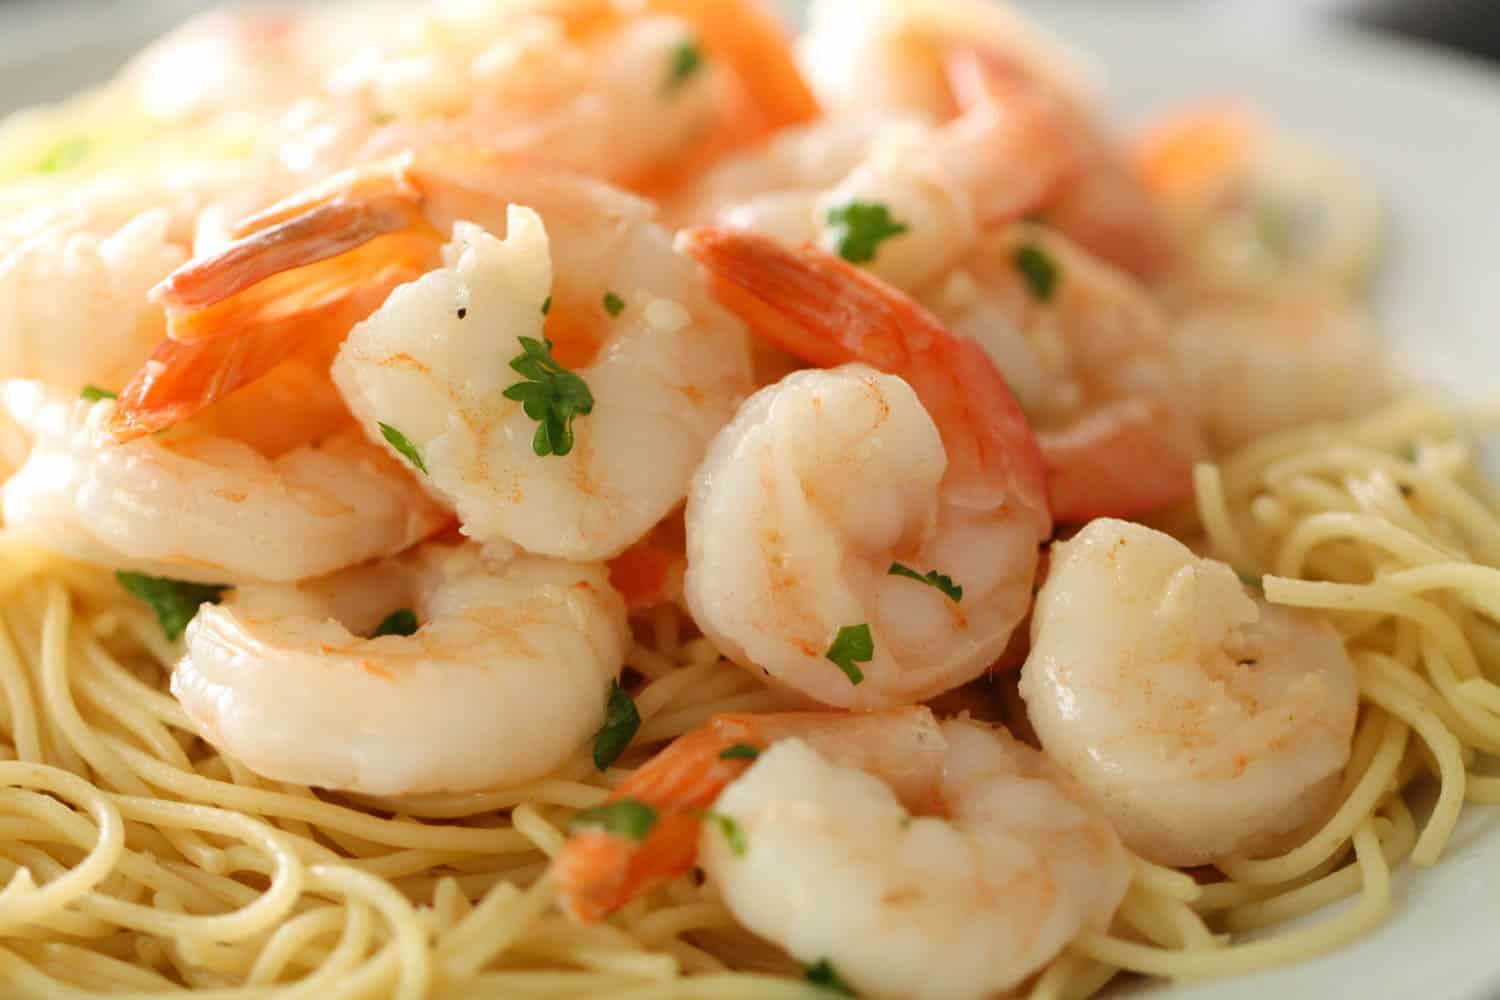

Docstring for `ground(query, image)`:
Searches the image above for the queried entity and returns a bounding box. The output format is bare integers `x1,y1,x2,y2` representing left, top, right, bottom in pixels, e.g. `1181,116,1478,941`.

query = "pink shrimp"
676,228,1052,708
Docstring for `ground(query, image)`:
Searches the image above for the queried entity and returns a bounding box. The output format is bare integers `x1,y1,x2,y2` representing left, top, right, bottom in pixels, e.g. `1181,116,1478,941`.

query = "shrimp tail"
556,716,763,924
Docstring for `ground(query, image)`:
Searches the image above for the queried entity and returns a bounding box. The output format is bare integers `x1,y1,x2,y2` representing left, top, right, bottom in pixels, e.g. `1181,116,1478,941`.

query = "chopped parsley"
1237,570,1264,591
35,137,91,174
825,624,873,685
702,810,747,856
116,572,226,641
602,291,626,317
570,798,657,841
718,743,760,762
541,295,552,316
502,336,595,457
665,39,704,93
370,609,418,638
378,422,427,473
804,959,856,995
888,562,963,603
825,201,908,264
1014,242,1060,302
592,680,641,771
80,384,116,402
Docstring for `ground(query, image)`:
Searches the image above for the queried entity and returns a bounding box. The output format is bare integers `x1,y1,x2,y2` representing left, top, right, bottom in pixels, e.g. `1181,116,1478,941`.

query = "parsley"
80,384,116,402
602,291,625,317
378,422,427,473
1237,570,1264,591
541,294,552,316
592,680,641,770
718,743,760,761
35,137,91,174
665,39,704,93
825,624,873,685
502,336,595,457
825,201,908,264
370,608,418,638
1014,243,1060,302
702,810,747,856
804,959,856,995
570,798,657,841
888,562,963,603
116,572,226,641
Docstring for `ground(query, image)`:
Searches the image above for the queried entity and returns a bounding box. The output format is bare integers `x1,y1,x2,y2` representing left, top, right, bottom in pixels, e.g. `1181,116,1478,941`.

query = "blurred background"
0,0,1498,115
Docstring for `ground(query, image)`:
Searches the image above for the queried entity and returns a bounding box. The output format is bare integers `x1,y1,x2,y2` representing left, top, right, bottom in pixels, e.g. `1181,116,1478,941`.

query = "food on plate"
0,0,1494,997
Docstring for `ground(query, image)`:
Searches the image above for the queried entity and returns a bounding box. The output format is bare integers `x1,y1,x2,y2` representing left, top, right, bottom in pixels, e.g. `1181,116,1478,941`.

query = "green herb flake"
80,384,117,402
378,422,428,473
35,137,91,175
718,743,760,762
370,608,418,638
592,680,641,771
502,336,595,457
825,201,908,264
804,958,856,996
570,798,658,841
702,810,747,856
541,294,552,316
1014,243,1060,302
602,291,626,317
665,39,704,93
825,624,873,686
1237,570,1264,591
888,562,963,603
116,572,226,641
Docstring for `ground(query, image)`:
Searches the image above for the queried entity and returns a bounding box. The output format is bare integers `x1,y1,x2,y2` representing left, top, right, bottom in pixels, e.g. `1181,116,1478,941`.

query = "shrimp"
1019,518,1359,867
797,0,1172,280
1135,104,1382,300
276,0,817,197
142,152,753,560
680,229,1051,707
174,539,628,795
0,381,446,584
557,708,1130,999
924,223,1207,520
1171,293,1394,453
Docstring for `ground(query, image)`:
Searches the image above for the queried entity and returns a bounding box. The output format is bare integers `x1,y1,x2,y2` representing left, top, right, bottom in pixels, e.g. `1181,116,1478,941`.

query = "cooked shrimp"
0,381,445,584
279,0,817,196
1135,104,1382,299
557,708,1130,999
144,152,752,560
1019,518,1359,867
925,224,1207,519
174,540,628,795
681,229,1050,707
671,98,1074,293
1171,293,1394,453
0,206,185,392
557,707,947,923
797,0,1172,279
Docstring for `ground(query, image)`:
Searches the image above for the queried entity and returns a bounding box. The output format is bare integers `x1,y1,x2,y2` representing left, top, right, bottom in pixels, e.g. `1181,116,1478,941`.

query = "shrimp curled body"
1019,518,1359,867
174,540,629,796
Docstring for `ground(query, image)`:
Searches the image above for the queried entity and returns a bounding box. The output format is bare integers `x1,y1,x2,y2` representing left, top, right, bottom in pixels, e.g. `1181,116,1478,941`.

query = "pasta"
0,0,1496,996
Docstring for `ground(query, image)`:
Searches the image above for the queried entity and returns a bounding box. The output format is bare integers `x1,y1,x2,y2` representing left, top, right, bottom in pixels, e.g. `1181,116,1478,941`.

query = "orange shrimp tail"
556,716,764,924
607,538,686,614
109,164,441,443
1132,101,1260,201
681,227,1051,524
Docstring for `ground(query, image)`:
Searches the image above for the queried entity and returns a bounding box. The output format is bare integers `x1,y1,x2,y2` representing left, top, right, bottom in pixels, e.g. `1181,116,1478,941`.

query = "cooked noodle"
0,396,1493,997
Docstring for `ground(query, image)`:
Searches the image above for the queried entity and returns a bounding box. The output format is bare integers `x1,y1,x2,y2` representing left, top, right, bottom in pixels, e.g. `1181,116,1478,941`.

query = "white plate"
2,3,1498,998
